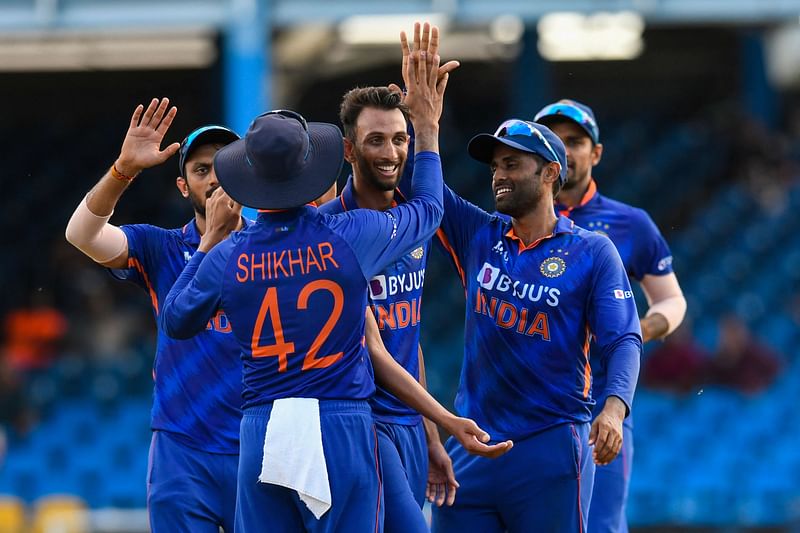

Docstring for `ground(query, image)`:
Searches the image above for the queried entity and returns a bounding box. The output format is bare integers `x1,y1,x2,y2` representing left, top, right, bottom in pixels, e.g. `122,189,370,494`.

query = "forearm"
161,252,219,339
417,345,442,445
365,316,454,429
65,173,130,266
600,334,642,416
413,122,439,155
640,313,669,343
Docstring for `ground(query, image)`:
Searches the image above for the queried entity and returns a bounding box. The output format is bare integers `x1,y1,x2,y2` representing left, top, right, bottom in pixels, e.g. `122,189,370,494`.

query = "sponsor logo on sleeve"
614,289,633,299
657,256,673,272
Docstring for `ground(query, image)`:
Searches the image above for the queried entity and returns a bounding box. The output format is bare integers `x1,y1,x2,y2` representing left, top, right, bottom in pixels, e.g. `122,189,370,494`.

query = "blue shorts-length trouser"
588,424,633,533
147,430,238,533
236,400,383,533
375,419,428,533
432,422,595,533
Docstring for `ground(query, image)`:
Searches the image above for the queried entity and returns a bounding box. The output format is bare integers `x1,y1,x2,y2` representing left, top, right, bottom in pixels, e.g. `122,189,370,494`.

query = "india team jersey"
436,188,642,441
319,176,427,425
556,179,673,424
110,219,248,454
160,152,444,410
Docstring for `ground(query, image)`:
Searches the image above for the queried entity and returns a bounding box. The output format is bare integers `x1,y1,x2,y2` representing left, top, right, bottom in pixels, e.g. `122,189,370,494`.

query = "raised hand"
389,22,460,96
115,98,181,178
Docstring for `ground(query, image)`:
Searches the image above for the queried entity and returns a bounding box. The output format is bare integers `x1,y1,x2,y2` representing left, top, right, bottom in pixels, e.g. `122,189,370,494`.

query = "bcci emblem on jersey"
410,246,424,260
540,257,566,278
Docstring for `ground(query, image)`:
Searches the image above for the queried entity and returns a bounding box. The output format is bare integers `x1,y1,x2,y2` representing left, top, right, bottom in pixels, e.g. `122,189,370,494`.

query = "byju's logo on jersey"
369,270,426,301
369,275,388,300
478,263,501,289
540,257,566,278
614,289,633,299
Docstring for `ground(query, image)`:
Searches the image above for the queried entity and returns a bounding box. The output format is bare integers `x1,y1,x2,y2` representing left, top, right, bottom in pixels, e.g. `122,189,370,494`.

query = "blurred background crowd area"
2,1,800,531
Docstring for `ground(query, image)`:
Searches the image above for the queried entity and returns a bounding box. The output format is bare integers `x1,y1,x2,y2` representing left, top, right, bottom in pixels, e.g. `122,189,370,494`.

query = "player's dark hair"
340,87,410,142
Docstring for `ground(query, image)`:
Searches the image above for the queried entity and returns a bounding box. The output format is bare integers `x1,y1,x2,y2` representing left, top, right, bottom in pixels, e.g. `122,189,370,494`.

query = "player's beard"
187,183,215,217
352,145,406,193
495,171,544,219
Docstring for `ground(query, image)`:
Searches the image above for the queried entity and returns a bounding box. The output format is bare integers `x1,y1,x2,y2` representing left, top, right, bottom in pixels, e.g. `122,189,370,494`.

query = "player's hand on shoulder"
445,416,513,459
199,188,242,253
427,439,459,506
589,396,626,465
115,97,181,178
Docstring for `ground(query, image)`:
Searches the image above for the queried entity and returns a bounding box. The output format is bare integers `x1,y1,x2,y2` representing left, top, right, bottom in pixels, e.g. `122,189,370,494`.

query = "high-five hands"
115,98,181,178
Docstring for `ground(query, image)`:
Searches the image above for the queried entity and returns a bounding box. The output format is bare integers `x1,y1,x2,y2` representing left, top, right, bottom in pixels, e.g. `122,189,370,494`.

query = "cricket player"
65,98,245,532
319,84,452,531
425,117,642,532
160,49,510,533
535,99,686,533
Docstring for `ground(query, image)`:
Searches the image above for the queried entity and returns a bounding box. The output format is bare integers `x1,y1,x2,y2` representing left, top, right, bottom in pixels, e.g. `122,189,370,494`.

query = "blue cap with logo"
178,125,240,175
534,99,599,144
467,119,568,185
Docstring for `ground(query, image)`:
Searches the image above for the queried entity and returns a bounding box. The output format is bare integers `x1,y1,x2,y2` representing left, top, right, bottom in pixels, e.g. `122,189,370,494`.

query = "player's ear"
343,137,356,164
543,162,560,186
591,142,603,166
176,176,189,198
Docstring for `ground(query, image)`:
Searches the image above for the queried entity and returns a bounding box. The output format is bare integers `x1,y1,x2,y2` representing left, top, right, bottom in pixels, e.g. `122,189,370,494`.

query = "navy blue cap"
213,110,344,210
178,125,240,174
534,99,599,144
468,119,568,185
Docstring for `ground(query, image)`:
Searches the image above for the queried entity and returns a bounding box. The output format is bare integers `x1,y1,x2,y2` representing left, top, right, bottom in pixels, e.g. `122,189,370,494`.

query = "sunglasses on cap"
494,119,561,165
534,103,599,143
179,125,239,173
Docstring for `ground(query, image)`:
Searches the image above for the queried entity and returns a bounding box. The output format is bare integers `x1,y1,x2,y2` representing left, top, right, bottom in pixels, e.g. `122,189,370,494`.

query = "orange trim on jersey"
339,195,347,211
557,178,597,217
572,423,584,532
434,228,466,287
372,426,382,533
504,226,555,253
128,257,159,315
582,323,592,398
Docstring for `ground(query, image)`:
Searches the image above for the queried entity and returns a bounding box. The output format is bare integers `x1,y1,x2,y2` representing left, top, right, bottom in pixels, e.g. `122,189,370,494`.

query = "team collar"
555,178,598,217
338,174,401,211
504,215,575,252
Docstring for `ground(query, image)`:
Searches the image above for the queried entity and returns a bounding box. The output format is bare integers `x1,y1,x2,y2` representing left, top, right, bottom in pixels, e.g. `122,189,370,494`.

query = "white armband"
65,197,128,264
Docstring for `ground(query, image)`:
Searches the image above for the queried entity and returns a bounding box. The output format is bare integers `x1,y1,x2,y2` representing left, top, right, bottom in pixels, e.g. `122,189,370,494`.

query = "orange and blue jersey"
556,179,673,425
159,152,444,408
436,187,642,442
318,176,428,425
109,219,250,454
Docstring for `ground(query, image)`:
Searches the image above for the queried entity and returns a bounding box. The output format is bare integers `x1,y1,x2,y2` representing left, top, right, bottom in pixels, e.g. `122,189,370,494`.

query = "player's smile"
494,185,513,200
375,161,400,178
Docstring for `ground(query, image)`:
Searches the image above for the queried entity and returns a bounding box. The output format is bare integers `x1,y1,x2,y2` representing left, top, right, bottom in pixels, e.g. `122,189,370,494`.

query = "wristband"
110,164,138,182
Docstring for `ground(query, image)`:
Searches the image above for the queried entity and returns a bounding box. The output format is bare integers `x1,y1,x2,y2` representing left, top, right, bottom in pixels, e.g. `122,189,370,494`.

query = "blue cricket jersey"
435,187,642,442
318,176,427,425
557,179,673,425
110,219,249,454
159,152,444,409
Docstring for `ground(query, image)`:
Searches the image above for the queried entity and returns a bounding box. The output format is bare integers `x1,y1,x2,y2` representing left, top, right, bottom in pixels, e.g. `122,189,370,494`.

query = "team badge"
540,257,566,278
410,247,424,260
